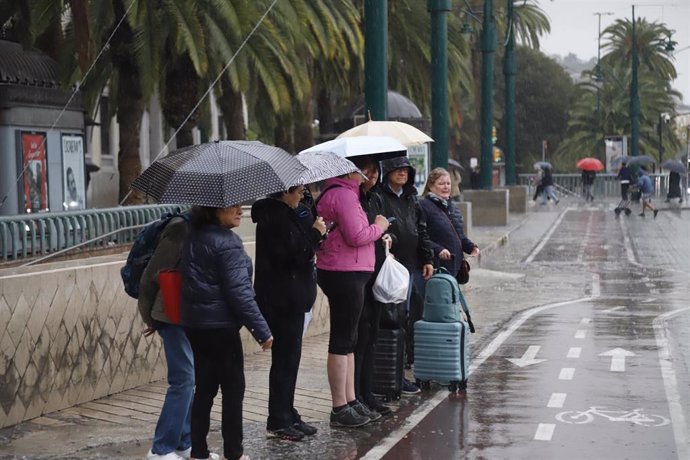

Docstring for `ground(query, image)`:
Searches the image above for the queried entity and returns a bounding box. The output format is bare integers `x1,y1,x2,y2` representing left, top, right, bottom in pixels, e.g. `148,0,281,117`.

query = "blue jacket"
180,224,271,343
637,173,654,194
419,195,475,277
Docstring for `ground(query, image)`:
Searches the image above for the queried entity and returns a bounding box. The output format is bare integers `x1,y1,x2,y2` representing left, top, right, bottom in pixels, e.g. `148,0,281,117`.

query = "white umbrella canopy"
293,151,367,185
300,135,407,159
337,121,433,146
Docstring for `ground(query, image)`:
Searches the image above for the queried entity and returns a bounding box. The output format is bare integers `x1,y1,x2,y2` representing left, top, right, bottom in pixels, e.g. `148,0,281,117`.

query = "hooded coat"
377,156,434,271
251,198,322,314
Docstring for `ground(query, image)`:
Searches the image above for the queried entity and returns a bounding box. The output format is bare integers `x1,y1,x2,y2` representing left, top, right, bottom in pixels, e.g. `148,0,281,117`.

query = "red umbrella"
576,157,604,171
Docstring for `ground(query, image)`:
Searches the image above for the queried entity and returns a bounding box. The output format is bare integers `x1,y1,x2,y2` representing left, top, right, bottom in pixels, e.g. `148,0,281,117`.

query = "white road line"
524,208,570,264
579,318,592,325
534,423,555,441
559,368,575,380
574,330,587,339
567,347,582,358
618,216,641,267
591,273,600,298
576,213,593,263
602,306,626,313
547,393,567,408
653,307,690,460
362,296,592,460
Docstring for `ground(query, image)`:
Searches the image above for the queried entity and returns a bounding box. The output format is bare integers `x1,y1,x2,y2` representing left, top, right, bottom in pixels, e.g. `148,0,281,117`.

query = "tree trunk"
117,69,145,204
274,114,293,152
317,88,334,139
69,0,93,73
162,54,201,149
294,91,315,153
219,76,246,140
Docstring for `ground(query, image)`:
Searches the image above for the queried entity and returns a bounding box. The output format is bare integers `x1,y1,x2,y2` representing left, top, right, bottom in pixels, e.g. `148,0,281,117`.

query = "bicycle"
556,406,669,427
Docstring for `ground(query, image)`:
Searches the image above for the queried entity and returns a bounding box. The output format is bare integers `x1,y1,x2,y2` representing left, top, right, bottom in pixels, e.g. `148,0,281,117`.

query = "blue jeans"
152,323,195,455
542,185,559,204
405,270,427,311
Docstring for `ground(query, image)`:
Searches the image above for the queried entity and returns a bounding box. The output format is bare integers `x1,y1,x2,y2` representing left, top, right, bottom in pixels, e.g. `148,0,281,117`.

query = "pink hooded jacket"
316,177,383,272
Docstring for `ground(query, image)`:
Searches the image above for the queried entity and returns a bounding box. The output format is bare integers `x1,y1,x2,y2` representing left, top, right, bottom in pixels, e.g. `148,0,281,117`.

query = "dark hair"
351,156,377,171
191,206,219,228
268,185,301,199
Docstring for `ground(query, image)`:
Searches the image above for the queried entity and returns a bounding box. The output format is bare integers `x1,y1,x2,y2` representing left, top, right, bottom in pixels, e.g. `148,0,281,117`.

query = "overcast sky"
537,0,689,106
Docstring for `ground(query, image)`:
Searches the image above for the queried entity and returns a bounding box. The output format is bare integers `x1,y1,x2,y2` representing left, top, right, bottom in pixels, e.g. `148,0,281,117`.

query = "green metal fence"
0,204,184,262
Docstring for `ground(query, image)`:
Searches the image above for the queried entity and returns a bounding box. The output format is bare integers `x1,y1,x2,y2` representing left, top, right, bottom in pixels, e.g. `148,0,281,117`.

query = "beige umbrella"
337,120,433,146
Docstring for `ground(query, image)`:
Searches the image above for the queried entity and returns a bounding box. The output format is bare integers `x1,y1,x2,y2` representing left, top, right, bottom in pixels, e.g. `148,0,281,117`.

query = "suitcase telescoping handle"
458,289,475,333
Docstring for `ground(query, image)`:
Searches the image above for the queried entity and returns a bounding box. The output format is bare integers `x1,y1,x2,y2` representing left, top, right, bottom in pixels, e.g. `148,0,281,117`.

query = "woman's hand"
313,216,327,236
469,246,480,257
261,336,274,351
381,234,392,249
374,215,390,232
439,249,452,260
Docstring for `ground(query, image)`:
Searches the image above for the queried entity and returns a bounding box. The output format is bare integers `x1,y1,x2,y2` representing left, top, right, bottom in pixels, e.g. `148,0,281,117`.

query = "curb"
476,215,530,268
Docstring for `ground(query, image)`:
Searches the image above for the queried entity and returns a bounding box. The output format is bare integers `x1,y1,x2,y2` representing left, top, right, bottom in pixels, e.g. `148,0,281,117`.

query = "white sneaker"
175,447,191,459
146,450,185,460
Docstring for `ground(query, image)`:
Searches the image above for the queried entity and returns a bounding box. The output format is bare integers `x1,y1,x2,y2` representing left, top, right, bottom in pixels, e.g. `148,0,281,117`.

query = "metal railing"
0,204,183,262
517,173,671,198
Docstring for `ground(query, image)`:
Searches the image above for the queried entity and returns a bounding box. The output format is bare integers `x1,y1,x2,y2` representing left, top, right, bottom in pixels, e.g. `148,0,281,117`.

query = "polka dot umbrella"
131,141,307,207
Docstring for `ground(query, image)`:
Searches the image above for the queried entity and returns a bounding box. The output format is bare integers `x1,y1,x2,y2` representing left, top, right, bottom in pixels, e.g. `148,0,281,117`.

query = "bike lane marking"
574,329,587,339
524,207,571,264
362,296,593,460
547,393,567,408
534,423,555,441
558,368,575,380
567,347,582,358
653,306,690,459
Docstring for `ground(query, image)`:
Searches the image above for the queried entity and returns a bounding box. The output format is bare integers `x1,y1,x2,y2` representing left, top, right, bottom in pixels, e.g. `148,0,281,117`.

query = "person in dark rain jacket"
181,205,273,460
419,168,479,279
251,185,326,442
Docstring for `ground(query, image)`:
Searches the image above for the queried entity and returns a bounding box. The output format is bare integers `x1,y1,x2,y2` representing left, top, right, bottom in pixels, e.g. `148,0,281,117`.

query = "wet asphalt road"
375,206,690,460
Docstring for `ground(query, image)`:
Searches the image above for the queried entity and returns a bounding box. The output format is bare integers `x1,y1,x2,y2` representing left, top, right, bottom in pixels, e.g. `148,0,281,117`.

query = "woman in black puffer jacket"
419,168,479,279
181,205,273,460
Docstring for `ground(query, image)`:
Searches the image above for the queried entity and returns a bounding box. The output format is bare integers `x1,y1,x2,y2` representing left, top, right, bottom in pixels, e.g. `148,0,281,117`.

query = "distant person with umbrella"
577,158,603,202
636,168,658,218
540,164,559,205
616,161,633,202
665,171,682,204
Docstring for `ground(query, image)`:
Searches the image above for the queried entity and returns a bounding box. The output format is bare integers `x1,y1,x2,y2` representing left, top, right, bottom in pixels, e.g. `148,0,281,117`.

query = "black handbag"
456,259,470,285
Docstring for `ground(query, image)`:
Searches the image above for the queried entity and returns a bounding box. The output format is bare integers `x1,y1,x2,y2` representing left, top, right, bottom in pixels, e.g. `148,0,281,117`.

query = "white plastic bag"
372,246,410,303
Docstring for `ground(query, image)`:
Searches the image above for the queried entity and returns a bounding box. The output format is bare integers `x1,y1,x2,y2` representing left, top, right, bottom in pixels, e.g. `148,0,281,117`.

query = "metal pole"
658,115,663,165
594,12,613,163
364,0,388,121
480,0,496,189
630,6,641,156
503,0,516,185
428,0,451,169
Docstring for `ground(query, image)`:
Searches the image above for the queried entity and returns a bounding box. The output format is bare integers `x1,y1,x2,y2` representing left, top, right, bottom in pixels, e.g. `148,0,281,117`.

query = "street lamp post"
480,0,496,189
428,0,451,170
503,0,516,186
594,12,613,163
630,5,641,157
364,0,388,121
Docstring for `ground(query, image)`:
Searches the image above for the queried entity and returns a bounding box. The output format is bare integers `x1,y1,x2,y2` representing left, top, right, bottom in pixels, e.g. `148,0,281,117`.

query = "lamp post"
479,0,496,189
364,0,388,121
594,12,613,163
503,0,516,186
428,0,451,169
630,5,641,157
658,112,670,165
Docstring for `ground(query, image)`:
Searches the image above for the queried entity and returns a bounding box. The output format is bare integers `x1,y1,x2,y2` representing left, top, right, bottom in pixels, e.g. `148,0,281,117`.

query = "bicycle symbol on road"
556,407,669,427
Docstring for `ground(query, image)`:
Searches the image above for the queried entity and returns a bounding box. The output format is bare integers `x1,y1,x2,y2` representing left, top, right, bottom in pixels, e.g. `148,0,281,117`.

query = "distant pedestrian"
419,168,479,279
378,156,434,393
449,167,463,201
581,170,596,202
616,162,632,202
182,205,273,460
315,172,389,428
541,167,559,205
470,166,480,190
251,186,327,442
665,171,682,204
532,168,544,201
636,169,658,218
138,216,193,460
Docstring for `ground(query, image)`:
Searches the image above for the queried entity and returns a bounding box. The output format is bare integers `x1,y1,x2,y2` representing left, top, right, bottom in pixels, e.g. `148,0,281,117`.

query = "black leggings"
317,269,372,355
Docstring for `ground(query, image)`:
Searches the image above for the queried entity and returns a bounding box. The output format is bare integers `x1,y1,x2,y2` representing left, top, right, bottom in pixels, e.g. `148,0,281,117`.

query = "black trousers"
264,309,305,431
187,328,245,460
354,284,382,404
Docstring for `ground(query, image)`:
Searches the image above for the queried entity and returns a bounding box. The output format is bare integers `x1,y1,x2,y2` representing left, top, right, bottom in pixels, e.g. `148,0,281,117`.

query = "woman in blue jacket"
181,205,273,460
419,168,479,279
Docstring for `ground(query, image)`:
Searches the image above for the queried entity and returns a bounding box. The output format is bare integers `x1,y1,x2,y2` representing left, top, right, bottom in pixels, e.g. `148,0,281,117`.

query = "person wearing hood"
377,156,434,394
251,185,327,441
636,168,658,218
316,171,390,428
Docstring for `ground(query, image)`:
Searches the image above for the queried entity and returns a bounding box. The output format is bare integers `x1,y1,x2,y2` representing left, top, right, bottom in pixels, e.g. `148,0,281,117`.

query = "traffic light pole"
630,5,640,156
480,0,496,189
503,0,516,185
364,0,388,121
429,0,451,169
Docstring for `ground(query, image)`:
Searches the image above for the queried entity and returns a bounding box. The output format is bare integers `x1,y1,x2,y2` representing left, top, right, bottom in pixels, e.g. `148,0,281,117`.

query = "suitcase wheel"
416,379,432,391
448,380,468,393
380,392,401,402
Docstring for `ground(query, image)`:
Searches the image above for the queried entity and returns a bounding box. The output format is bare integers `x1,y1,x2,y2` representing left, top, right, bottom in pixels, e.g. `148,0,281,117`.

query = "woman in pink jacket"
316,172,389,428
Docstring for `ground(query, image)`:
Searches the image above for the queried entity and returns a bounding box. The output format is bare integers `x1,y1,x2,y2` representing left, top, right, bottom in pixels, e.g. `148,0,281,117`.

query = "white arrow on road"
507,345,547,368
599,348,636,372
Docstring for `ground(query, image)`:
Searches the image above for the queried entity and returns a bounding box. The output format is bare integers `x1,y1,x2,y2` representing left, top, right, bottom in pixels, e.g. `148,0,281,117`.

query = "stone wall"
0,215,330,428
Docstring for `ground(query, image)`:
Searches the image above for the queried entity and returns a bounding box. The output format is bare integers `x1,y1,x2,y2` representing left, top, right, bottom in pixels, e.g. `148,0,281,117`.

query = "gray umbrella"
294,151,366,185
612,155,656,167
131,140,306,207
661,159,687,174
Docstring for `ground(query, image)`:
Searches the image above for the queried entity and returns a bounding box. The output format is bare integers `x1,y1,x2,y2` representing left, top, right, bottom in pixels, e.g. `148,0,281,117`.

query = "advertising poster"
61,134,85,210
605,136,627,173
407,144,429,195
21,132,49,213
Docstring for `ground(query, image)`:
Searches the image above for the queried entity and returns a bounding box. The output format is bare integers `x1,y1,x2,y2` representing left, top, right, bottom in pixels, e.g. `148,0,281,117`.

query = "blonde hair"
423,167,450,196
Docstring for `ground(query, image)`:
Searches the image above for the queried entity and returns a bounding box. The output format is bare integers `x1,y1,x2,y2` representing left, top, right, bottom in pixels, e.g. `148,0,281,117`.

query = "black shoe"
267,426,304,441
638,213,645,217
653,209,659,218
330,406,369,427
293,421,317,436
401,378,421,395
366,398,392,416
351,400,382,422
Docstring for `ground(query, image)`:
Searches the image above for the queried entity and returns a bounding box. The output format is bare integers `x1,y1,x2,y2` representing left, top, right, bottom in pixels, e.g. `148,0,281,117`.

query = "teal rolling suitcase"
413,319,469,392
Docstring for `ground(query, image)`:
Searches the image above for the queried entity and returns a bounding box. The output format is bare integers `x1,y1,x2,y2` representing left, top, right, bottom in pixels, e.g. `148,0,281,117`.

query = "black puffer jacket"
251,198,322,314
180,224,271,343
360,183,388,274
378,156,434,271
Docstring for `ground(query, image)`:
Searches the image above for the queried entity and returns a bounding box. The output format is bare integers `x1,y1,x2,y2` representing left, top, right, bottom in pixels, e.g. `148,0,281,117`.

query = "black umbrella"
612,155,655,167
131,141,306,207
661,159,687,175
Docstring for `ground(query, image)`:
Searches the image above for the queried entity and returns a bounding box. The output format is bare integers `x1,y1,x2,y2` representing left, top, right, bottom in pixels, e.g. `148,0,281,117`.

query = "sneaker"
147,451,185,460
638,213,645,217
330,405,370,427
653,209,659,218
191,454,220,460
351,400,382,422
267,426,304,441
365,398,392,416
175,448,191,459
293,421,317,436
401,378,421,395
